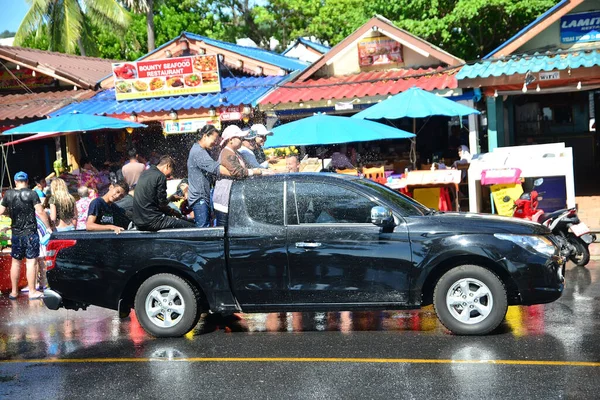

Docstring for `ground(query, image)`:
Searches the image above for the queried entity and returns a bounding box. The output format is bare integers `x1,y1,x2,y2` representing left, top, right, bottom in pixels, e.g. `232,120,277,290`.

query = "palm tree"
123,0,161,52
14,0,130,56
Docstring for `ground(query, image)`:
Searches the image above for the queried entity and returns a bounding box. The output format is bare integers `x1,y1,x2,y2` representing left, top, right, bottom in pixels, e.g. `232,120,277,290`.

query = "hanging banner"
112,55,221,101
162,118,220,135
560,11,600,44
0,68,55,90
357,35,402,67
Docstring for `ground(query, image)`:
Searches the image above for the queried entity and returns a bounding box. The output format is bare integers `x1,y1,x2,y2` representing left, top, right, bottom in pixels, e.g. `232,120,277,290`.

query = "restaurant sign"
0,68,55,90
112,55,221,101
162,118,220,135
560,11,600,44
357,35,402,67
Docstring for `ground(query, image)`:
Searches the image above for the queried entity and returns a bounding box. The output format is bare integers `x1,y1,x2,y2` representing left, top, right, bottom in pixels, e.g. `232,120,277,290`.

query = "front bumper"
518,255,565,305
43,289,63,310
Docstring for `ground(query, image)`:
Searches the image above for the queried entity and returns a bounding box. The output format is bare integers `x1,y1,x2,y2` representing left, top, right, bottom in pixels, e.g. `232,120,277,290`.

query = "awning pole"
410,118,417,170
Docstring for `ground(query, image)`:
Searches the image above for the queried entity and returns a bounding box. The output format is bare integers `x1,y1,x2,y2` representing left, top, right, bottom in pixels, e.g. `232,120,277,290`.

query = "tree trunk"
77,38,86,56
146,0,156,52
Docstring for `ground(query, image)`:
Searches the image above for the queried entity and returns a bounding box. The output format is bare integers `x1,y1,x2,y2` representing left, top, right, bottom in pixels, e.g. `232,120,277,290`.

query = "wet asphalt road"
0,262,599,399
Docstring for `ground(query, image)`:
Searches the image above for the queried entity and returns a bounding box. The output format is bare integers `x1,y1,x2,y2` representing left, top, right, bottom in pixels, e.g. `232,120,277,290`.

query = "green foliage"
13,0,558,62
0,30,16,39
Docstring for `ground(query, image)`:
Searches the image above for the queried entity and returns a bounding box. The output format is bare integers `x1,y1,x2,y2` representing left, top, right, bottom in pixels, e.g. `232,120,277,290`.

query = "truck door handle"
295,242,322,249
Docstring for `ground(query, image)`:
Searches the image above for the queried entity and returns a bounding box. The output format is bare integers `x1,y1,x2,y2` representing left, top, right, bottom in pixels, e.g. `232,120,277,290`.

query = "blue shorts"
11,233,40,260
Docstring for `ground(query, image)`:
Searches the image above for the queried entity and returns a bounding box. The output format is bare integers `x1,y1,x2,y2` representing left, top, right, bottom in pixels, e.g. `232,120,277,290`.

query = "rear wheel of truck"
134,273,200,338
433,265,508,335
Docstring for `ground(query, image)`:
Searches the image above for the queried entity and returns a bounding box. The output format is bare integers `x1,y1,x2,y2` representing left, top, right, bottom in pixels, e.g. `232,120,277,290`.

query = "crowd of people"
0,123,298,299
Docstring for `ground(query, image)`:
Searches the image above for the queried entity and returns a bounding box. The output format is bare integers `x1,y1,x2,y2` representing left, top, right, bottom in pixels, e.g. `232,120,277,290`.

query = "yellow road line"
0,357,599,367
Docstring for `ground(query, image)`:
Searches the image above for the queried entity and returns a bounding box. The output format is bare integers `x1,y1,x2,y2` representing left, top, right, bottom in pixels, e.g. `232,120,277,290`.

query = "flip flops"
29,293,44,300
8,294,18,300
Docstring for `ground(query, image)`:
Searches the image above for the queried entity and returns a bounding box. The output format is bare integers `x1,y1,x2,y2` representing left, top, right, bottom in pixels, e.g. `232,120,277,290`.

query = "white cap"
220,125,248,146
251,124,273,136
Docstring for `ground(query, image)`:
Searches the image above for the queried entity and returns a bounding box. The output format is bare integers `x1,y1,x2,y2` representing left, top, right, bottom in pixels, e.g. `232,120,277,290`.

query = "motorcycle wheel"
568,234,591,267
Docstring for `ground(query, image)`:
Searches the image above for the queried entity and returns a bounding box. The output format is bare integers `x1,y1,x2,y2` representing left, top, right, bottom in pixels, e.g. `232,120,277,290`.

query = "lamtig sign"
112,55,221,101
560,11,600,44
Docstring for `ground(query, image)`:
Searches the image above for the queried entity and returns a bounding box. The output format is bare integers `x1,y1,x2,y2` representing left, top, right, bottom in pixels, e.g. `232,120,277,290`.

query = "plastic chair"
336,168,358,176
362,166,386,184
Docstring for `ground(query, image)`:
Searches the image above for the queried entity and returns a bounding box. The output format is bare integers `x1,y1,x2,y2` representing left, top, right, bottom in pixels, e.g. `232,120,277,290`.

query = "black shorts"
11,233,40,260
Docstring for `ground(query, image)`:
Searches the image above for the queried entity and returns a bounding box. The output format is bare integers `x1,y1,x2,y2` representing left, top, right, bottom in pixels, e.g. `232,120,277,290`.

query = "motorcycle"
512,178,596,266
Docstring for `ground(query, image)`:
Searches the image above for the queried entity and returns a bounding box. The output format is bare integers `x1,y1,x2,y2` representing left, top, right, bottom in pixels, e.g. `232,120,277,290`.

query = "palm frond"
61,0,84,54
85,0,131,31
14,0,51,46
122,0,151,13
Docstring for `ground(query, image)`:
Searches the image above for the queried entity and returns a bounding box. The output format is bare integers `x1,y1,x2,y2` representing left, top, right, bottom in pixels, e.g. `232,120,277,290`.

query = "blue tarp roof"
183,32,308,72
51,76,286,117
282,38,331,56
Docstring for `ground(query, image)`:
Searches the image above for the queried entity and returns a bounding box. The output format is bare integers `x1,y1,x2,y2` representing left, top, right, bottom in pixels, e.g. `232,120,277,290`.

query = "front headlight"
494,234,556,257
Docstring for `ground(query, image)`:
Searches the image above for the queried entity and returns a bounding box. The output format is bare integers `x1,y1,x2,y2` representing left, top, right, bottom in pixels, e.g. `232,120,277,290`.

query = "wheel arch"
419,255,521,306
118,265,210,318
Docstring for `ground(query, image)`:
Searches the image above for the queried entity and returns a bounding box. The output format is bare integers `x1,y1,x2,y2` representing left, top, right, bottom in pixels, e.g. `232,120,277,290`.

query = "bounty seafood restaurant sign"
561,11,600,44
112,55,221,101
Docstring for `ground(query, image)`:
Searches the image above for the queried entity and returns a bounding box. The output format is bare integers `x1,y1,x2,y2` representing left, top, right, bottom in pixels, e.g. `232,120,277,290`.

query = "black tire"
433,265,508,335
568,234,590,267
134,273,200,338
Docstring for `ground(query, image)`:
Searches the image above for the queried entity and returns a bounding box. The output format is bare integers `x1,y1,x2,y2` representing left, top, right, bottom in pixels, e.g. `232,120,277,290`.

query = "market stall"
467,143,575,214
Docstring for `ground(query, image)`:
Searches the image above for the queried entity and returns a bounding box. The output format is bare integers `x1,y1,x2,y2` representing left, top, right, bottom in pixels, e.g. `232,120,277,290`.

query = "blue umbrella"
265,114,414,148
3,111,146,135
352,86,480,120
352,87,479,168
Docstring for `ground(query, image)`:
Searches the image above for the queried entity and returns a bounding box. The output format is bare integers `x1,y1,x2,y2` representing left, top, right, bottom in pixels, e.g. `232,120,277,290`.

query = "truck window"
243,180,284,225
292,181,376,224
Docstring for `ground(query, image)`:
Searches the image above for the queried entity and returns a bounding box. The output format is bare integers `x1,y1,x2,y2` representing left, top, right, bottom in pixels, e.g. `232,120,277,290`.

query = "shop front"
260,15,481,173
52,33,306,172
457,0,600,197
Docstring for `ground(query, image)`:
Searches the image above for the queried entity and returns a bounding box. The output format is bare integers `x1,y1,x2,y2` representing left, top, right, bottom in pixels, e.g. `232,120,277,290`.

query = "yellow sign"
490,184,523,216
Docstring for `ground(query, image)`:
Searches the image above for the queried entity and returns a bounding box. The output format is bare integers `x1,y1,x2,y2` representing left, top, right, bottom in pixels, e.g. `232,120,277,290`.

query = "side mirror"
371,206,394,227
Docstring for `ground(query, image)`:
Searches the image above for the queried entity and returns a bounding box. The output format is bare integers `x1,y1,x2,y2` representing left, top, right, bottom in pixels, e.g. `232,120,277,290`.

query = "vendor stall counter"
467,143,575,213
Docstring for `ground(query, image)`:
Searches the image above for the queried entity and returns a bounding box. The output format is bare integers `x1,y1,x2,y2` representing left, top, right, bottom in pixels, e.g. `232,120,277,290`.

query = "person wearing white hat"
213,125,263,226
250,124,273,167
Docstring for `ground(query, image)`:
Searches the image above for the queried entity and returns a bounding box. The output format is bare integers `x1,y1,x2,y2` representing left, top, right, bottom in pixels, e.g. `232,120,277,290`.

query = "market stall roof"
0,89,96,122
52,76,286,117
457,49,600,79
184,33,308,72
0,45,118,89
282,38,331,57
261,67,458,105
266,114,414,148
484,0,577,59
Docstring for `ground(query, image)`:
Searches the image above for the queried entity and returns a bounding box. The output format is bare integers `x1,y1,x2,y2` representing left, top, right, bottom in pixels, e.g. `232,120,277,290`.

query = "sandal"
8,294,18,300
29,293,44,300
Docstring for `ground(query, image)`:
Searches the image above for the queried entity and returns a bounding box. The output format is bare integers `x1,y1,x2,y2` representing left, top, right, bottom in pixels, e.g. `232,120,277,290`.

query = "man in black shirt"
86,180,130,233
0,171,51,300
133,155,194,231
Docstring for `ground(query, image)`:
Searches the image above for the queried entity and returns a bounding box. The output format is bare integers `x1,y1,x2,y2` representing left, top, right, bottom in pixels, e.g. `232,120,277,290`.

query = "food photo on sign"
111,55,221,100
357,35,402,67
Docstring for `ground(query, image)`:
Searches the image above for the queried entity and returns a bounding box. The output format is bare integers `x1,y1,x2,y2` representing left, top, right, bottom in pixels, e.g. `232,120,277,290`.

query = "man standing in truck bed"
133,155,194,231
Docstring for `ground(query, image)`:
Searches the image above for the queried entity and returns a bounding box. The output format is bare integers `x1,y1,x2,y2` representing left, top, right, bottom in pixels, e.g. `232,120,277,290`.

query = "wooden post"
66,134,80,171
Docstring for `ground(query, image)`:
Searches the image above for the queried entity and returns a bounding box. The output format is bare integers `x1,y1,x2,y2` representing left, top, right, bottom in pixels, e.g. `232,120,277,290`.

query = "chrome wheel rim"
446,278,493,325
145,285,185,328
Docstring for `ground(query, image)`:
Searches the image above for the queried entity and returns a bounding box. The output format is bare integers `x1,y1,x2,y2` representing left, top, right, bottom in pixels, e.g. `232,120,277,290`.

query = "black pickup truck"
43,173,565,337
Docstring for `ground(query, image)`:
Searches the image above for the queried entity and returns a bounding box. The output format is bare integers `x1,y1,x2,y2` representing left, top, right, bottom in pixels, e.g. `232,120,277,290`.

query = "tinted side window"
243,180,284,225
293,181,376,224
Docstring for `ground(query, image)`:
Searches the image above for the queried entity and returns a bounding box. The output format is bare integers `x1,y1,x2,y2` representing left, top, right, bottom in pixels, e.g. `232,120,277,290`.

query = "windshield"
354,179,429,216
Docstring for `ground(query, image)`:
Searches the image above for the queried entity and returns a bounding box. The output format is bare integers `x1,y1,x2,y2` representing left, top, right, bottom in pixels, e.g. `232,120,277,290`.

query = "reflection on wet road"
1,262,599,398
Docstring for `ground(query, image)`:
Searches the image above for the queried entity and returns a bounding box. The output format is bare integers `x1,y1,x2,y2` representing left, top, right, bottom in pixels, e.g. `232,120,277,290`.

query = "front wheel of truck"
134,273,200,338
